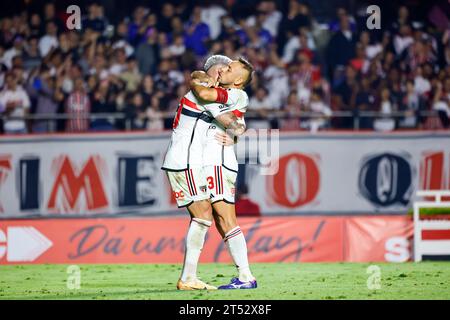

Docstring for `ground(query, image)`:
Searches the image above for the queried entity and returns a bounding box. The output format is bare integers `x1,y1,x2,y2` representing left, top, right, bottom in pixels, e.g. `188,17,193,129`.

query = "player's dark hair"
238,57,254,88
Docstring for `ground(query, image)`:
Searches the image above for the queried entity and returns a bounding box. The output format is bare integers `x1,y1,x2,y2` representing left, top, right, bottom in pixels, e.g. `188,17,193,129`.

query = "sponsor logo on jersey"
173,191,185,199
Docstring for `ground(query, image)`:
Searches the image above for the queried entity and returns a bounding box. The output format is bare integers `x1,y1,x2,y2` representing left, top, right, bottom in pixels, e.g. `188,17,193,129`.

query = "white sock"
180,217,212,282
224,226,255,282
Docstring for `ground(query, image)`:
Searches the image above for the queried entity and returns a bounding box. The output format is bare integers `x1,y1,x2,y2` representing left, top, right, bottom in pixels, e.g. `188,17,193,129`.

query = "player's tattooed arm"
189,79,219,101
189,72,244,136
215,112,246,137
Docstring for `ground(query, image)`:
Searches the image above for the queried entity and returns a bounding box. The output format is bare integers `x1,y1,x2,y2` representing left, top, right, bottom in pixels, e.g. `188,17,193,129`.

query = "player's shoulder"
227,87,249,100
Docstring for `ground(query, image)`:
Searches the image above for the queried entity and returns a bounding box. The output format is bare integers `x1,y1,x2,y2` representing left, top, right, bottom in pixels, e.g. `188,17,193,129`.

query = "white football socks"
224,226,255,282
180,217,212,282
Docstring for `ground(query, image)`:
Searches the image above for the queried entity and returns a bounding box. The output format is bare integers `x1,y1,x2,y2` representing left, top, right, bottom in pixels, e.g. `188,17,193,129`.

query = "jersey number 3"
207,176,214,190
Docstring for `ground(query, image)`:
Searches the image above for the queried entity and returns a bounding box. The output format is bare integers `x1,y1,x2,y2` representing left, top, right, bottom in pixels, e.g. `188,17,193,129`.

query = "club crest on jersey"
200,185,207,193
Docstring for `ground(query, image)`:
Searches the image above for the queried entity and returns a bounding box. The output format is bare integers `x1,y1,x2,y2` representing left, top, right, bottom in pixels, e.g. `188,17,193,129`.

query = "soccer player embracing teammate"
161,55,257,290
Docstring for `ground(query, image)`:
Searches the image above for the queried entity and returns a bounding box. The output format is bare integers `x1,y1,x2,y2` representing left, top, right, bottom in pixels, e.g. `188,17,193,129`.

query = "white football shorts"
166,167,209,207
204,165,238,204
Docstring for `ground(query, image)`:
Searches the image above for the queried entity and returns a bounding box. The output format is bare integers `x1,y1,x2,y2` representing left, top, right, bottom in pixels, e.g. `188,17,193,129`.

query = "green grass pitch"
0,262,449,300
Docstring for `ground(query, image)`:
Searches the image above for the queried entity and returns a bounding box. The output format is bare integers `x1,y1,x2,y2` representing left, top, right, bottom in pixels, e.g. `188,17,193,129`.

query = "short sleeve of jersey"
214,88,243,105
205,88,248,118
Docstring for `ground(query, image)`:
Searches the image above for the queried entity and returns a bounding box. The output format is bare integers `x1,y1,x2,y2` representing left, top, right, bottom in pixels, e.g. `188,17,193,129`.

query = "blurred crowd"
0,0,449,134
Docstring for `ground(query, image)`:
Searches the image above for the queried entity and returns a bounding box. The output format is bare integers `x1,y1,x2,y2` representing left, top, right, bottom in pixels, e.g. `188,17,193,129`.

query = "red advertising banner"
345,216,414,262
0,216,414,265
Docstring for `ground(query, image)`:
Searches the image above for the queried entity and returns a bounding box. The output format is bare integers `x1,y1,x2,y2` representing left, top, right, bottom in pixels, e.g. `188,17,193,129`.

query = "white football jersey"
203,93,248,172
161,87,248,171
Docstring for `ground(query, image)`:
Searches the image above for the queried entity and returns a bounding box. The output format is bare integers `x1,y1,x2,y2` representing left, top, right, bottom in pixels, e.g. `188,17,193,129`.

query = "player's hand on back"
214,132,235,146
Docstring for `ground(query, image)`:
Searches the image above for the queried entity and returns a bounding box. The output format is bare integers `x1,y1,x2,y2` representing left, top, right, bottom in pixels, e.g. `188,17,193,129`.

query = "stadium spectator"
127,6,148,46
158,3,176,34
184,6,210,57
247,86,273,129
393,24,414,57
254,0,282,38
280,90,301,130
262,47,290,108
433,80,450,128
39,21,59,58
359,31,383,61
279,0,312,42
154,58,183,98
282,27,316,64
0,0,448,134
140,74,155,107
235,184,261,217
291,48,321,105
111,20,135,57
236,12,272,51
398,80,424,128
123,91,146,130
328,7,357,33
0,72,31,134
109,47,127,76
200,1,227,40
217,15,239,43
373,87,396,132
90,79,117,131
168,34,186,57
42,2,64,31
170,15,185,39
23,36,42,71
391,6,412,34
349,42,369,73
3,35,24,69
29,13,43,38
326,13,357,81
65,77,90,132
352,76,376,129
135,27,159,75
119,56,142,92
83,2,108,34
334,65,357,110
28,66,64,133
301,88,332,132
145,95,164,131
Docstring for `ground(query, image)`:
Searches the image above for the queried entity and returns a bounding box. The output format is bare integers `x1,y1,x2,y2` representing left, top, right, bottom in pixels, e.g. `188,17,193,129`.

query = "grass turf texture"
408,207,450,216
0,262,449,300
